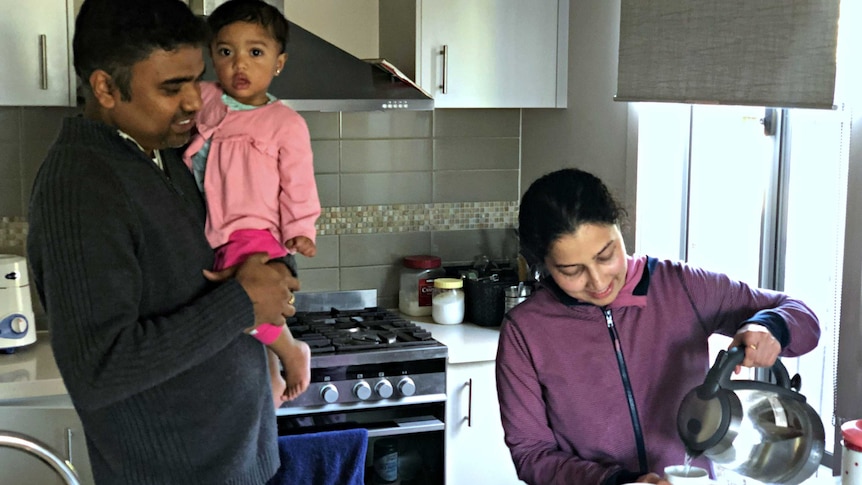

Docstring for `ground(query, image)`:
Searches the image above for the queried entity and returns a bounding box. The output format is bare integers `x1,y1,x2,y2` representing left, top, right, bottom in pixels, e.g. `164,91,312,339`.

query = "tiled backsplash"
318,201,518,235
0,216,27,256
0,106,522,317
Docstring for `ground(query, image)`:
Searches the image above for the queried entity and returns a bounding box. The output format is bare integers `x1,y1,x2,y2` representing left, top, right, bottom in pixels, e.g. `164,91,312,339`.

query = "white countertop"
799,475,841,485
405,314,502,364
0,332,67,402
716,469,840,485
0,323,844,485
0,315,502,402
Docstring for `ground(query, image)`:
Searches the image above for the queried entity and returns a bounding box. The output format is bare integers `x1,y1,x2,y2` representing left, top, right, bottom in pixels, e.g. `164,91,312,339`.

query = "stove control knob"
320,384,339,404
375,379,394,399
397,377,416,397
353,381,372,400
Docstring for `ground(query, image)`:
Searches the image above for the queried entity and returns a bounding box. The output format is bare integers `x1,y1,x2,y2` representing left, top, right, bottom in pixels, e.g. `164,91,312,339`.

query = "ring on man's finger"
288,294,296,305
749,344,757,350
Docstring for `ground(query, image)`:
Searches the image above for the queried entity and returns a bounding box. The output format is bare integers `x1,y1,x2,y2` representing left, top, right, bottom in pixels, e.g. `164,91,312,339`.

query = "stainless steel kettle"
677,346,825,485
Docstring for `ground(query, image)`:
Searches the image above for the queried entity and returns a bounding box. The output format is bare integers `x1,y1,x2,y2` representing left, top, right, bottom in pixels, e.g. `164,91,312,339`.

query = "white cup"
664,465,710,484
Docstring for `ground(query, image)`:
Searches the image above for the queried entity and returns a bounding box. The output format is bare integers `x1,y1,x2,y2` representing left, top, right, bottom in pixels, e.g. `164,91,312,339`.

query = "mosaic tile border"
0,216,28,254
317,201,519,235
0,201,519,250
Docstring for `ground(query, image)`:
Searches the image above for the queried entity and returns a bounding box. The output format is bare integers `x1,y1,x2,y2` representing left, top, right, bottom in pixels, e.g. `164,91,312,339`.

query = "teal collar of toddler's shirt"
221,91,278,111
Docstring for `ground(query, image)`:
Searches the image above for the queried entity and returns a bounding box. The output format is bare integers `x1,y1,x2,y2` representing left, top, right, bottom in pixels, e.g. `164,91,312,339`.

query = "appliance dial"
397,377,416,397
10,317,28,334
353,381,372,400
320,384,339,403
375,379,394,399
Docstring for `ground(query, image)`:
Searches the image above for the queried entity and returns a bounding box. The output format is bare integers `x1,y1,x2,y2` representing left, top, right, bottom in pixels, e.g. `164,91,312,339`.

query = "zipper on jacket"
604,308,648,475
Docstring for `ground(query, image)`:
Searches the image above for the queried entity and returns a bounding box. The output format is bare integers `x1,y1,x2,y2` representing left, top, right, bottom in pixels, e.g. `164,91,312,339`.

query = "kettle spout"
684,447,705,459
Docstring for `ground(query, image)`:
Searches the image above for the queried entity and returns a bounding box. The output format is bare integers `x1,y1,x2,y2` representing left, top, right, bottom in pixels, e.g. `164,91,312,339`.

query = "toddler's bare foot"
279,339,311,401
270,372,288,409
266,349,288,409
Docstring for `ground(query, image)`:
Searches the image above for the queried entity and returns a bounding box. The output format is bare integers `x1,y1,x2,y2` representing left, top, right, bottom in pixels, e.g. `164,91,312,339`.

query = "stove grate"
286,307,435,354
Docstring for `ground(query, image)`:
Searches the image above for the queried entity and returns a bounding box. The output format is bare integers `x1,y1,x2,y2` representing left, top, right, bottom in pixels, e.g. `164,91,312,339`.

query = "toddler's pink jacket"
183,81,319,250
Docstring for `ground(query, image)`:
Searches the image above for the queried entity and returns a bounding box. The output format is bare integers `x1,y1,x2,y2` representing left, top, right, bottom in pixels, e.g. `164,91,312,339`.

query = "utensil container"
504,283,532,313
464,275,516,327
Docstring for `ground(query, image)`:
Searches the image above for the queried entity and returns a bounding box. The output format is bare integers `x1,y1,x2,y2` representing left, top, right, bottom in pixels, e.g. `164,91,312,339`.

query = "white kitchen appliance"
0,254,37,353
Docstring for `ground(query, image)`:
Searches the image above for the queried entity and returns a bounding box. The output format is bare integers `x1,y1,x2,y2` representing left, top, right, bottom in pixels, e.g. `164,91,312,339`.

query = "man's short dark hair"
73,0,208,101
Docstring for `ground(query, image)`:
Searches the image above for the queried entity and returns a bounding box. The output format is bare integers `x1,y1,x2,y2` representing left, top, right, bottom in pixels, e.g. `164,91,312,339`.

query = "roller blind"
615,0,840,109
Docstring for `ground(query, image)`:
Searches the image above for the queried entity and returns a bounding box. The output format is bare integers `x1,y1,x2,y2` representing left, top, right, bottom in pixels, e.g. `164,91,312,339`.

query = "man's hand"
267,258,300,292
204,252,295,326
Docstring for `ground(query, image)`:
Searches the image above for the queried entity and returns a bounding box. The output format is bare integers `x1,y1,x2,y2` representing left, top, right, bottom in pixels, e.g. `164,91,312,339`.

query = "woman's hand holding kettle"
728,323,781,373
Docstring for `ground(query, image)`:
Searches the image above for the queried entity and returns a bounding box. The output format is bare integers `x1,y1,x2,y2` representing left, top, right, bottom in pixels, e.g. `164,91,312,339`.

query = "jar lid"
434,277,463,289
842,419,862,450
403,255,442,269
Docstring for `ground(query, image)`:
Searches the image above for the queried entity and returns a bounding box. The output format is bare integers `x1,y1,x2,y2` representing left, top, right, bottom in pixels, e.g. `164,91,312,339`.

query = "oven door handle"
366,417,445,438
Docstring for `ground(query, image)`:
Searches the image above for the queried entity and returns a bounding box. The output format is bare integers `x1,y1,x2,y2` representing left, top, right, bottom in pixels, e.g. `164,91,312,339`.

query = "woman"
496,168,820,485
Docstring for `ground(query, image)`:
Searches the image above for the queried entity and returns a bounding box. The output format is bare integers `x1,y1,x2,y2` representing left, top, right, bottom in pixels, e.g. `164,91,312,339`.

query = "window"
635,103,849,464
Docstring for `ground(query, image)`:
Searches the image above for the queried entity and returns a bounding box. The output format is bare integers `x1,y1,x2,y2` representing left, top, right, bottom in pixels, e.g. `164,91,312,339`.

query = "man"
26,0,296,483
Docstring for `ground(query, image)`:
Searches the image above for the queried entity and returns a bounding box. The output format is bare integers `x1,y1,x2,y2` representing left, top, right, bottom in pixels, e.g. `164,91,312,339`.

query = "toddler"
183,0,318,405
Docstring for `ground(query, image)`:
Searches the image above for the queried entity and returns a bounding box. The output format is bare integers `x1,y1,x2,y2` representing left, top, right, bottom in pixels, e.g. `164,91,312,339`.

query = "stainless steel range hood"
190,1,433,112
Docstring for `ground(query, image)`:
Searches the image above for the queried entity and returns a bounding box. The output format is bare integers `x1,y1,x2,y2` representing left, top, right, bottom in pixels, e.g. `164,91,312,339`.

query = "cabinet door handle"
439,45,448,94
65,428,73,464
465,378,473,427
39,34,48,90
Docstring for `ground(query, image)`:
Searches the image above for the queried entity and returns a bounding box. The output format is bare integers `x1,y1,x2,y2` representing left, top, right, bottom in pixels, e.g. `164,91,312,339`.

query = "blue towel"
267,428,369,485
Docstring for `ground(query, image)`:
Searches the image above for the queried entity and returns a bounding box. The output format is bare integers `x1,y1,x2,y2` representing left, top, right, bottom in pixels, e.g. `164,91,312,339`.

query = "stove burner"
287,307,434,354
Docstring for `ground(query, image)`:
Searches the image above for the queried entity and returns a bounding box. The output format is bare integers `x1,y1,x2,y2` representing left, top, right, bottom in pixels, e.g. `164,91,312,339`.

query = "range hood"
190,1,433,112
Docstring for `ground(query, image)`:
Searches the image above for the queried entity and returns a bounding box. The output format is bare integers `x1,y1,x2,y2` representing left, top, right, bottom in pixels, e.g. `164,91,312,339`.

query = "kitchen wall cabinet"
0,0,77,106
0,395,94,485
380,0,568,109
445,361,523,484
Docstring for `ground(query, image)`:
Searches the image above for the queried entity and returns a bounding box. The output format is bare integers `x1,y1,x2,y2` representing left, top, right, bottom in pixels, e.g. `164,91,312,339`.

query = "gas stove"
288,306,438,354
278,290,447,415
275,290,446,483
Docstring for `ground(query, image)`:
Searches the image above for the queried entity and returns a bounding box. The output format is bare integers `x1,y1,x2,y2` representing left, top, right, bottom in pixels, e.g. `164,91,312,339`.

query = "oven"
276,290,447,485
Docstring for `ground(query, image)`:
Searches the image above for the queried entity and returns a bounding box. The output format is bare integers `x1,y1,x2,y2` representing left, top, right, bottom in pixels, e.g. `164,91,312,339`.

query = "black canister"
464,274,517,326
373,438,399,484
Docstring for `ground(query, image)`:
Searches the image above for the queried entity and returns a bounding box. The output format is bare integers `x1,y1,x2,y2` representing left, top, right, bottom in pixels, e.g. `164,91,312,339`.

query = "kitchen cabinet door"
0,0,77,106
0,397,94,485
380,0,568,109
419,0,567,109
445,361,523,484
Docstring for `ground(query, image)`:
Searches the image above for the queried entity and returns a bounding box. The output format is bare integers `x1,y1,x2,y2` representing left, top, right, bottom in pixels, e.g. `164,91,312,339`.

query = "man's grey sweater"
27,116,279,485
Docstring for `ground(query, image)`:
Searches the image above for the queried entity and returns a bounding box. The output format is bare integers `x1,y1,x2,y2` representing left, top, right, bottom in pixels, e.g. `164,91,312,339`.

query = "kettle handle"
697,346,802,401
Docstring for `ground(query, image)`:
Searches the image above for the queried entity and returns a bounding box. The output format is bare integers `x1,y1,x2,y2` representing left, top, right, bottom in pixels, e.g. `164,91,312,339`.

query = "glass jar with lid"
431,277,465,324
399,255,444,316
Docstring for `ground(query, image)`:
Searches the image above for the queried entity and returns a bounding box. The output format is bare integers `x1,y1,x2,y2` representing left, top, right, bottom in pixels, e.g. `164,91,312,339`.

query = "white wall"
520,0,633,245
